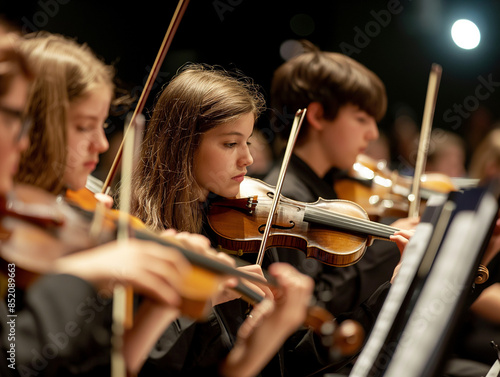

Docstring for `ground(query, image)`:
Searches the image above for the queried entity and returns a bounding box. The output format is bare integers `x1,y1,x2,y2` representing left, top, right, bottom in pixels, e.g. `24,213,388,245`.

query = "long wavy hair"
15,32,116,194
130,63,265,233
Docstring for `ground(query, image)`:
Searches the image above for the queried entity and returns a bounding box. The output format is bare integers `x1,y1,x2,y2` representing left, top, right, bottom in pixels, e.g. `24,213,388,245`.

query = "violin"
0,184,269,319
208,176,399,267
64,164,147,230
0,184,97,286
334,154,460,221
0,183,365,359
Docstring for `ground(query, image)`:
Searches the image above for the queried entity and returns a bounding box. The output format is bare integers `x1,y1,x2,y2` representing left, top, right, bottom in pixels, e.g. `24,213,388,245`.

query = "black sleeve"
275,281,392,377
265,247,361,316
1,274,112,377
140,299,247,377
336,280,392,336
262,242,397,319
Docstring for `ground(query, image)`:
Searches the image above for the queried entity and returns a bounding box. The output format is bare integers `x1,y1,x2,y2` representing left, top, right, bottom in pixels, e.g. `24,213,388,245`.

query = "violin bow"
101,0,190,194
111,115,145,377
251,110,367,356
255,109,307,266
408,63,442,218
107,0,190,370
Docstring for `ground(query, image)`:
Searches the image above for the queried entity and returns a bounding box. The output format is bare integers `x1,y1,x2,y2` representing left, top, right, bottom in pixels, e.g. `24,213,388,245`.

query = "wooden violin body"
0,184,250,320
208,177,398,267
0,183,366,358
0,184,98,283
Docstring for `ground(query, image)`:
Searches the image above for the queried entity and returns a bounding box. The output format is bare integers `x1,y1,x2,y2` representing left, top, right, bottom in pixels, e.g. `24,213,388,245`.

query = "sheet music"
486,360,500,377
348,222,434,377
384,192,498,377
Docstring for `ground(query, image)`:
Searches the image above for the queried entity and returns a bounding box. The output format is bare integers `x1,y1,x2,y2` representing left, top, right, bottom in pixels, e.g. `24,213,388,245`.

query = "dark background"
3,0,500,172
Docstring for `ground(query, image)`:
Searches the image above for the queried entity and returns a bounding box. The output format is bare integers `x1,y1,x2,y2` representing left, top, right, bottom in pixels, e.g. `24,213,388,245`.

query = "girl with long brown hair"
131,62,266,233
130,63,317,377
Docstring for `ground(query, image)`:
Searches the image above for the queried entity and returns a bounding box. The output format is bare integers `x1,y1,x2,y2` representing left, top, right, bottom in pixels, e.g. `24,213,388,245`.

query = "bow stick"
255,109,307,266
111,114,144,377
408,63,442,218
102,0,190,194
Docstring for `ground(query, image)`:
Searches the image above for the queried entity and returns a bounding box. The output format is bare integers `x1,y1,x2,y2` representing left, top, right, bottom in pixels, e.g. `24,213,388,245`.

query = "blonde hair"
15,32,116,194
130,63,265,233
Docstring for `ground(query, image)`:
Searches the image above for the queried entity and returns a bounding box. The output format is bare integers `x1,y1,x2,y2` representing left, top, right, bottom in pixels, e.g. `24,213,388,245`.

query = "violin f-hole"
258,221,295,233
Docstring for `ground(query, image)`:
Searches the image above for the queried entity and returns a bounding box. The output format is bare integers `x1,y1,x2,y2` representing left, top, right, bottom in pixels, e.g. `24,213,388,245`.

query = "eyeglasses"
0,104,32,143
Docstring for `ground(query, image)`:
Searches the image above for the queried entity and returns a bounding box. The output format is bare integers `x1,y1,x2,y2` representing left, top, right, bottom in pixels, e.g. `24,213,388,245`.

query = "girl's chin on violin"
217,178,243,198
198,176,243,200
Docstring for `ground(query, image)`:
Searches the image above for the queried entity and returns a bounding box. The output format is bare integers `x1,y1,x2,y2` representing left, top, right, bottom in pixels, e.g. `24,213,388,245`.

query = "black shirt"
140,196,249,377
263,153,400,316
0,274,112,377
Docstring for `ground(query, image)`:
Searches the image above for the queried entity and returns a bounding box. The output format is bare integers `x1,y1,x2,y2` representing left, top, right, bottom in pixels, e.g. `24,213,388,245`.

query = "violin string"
304,207,396,239
408,64,442,218
311,205,399,234
255,197,398,238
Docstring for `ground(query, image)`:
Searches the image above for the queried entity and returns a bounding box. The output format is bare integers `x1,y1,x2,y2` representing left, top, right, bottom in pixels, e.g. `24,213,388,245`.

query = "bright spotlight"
451,19,481,50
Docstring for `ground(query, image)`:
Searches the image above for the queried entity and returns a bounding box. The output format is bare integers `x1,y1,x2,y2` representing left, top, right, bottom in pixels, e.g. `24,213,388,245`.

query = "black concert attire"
228,153,395,376
262,153,401,317
0,274,112,377
140,189,390,377
140,198,249,377
141,160,499,377
453,256,500,368
261,153,500,376
140,301,246,377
